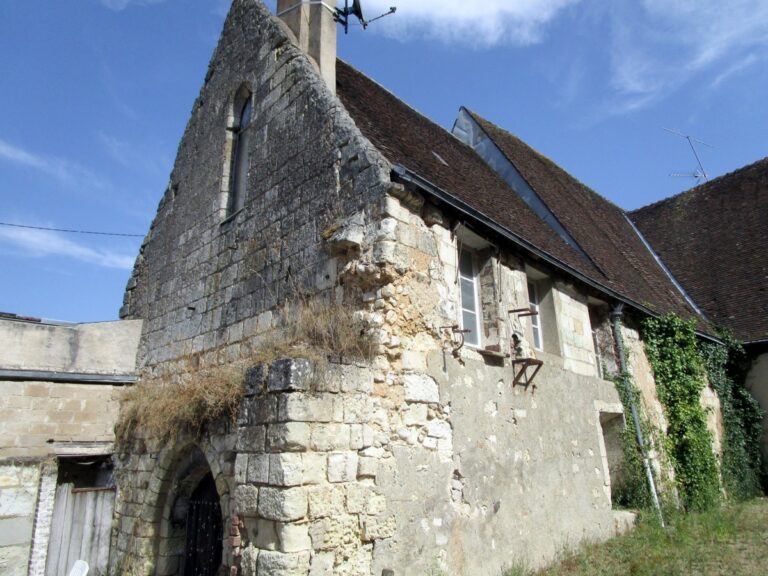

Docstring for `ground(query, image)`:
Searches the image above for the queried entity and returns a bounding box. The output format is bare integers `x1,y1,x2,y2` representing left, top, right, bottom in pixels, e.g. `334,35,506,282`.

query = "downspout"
610,303,665,527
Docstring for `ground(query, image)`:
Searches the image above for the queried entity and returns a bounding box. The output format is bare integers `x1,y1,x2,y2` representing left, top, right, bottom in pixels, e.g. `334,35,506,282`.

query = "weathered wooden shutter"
45,484,115,576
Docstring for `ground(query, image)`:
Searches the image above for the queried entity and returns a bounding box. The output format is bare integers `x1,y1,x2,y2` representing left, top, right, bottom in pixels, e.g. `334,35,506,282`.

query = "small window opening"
528,281,543,351
459,248,482,347
599,412,627,508
228,94,253,216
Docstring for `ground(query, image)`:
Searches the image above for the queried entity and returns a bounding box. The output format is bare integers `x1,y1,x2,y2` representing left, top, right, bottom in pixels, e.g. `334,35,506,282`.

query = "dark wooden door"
184,473,223,576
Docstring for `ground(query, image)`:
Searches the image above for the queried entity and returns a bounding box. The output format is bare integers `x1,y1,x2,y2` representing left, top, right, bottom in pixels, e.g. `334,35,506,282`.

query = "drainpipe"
610,303,665,527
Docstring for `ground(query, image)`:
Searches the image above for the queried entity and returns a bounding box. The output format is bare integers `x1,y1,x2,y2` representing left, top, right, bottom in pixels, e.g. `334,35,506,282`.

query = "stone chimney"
277,0,337,94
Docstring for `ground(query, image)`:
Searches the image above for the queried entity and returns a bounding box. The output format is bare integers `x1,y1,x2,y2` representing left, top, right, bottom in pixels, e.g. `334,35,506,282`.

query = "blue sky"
1,0,766,322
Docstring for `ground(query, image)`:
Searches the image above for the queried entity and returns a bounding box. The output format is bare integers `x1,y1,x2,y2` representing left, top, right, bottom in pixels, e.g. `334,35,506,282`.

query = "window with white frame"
528,280,543,351
459,248,482,347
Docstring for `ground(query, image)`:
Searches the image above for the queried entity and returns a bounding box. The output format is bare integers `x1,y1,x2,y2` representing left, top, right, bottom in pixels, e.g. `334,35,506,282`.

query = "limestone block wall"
112,359,393,576
0,381,122,459
119,0,391,375
553,283,599,377
0,463,40,576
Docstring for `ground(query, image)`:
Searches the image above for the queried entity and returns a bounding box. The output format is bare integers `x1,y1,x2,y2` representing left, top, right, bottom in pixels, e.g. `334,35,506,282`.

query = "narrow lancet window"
228,95,252,215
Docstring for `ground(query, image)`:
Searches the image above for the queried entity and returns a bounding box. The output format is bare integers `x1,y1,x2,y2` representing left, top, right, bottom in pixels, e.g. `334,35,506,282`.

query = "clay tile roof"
466,111,704,323
336,60,707,329
630,158,768,343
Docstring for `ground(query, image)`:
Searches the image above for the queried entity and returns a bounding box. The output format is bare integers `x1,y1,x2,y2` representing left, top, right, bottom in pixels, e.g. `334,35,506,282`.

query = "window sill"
221,208,244,227
477,347,510,360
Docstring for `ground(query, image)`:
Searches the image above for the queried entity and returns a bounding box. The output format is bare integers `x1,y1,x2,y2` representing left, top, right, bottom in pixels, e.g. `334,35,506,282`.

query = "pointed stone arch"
149,440,233,575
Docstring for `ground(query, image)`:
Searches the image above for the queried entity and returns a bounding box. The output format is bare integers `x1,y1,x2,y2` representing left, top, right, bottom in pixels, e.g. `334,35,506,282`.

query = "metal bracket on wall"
440,325,470,357
509,307,538,318
512,358,544,390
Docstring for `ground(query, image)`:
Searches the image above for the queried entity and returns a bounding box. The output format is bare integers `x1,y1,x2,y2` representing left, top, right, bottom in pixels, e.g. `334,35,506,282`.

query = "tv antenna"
664,128,712,184
335,0,397,34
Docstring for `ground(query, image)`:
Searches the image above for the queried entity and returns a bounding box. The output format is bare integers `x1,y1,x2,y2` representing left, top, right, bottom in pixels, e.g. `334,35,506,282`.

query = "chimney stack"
276,0,337,94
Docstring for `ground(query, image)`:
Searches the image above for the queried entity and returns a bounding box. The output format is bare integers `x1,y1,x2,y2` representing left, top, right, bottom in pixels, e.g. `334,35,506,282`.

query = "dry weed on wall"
117,295,373,443
249,294,375,366
117,360,245,443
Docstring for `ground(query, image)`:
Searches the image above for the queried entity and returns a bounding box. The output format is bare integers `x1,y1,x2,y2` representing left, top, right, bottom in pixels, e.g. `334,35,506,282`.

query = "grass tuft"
249,294,375,366
116,360,245,444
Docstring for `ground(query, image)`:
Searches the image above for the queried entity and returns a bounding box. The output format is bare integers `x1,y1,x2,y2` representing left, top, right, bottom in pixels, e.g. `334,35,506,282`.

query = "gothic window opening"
227,88,253,217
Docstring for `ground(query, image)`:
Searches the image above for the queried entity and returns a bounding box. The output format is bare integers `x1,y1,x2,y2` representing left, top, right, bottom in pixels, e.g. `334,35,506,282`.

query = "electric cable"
0,221,144,238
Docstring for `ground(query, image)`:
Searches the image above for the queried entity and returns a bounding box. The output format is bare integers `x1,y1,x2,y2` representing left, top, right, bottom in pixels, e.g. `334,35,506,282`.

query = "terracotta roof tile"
336,60,707,330
468,112,703,323
631,158,768,343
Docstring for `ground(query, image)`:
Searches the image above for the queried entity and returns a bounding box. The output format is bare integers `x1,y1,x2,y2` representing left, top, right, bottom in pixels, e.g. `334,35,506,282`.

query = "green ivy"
699,333,764,500
642,314,721,511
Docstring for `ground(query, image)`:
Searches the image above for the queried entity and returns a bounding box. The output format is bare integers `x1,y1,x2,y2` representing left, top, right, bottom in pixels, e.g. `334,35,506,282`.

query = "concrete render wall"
0,319,142,375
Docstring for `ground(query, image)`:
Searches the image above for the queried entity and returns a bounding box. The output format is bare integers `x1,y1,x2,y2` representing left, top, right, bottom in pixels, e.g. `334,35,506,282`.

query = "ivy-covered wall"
641,314,763,511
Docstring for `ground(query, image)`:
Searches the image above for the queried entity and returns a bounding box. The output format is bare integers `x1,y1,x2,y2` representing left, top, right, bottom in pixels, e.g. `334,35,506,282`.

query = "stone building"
0,314,141,576
631,160,768,476
107,2,737,576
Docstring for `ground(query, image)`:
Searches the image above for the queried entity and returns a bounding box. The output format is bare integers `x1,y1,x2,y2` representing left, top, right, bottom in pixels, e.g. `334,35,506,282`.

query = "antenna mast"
664,128,712,184
335,0,396,34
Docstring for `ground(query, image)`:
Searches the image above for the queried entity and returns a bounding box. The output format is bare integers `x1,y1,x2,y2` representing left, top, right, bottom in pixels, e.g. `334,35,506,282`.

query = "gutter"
392,164,721,344
0,369,136,385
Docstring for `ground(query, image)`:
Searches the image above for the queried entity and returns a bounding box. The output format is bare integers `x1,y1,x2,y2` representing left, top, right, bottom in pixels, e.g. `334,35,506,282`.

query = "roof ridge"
630,155,768,215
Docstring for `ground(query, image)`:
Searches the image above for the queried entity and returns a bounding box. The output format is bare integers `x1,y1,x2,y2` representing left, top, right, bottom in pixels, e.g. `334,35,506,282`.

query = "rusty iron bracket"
509,307,539,318
440,325,470,357
512,358,544,390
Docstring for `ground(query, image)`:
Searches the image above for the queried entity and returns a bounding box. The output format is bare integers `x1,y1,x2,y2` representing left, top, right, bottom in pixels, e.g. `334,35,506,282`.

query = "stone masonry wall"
112,358,390,576
119,0,391,375
0,380,122,459
330,190,637,575
0,463,40,576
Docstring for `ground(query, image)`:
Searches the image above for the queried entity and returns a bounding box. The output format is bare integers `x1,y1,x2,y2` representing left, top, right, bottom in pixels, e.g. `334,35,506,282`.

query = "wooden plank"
46,484,73,576
79,491,96,563
95,491,116,573
65,488,87,574
46,482,116,576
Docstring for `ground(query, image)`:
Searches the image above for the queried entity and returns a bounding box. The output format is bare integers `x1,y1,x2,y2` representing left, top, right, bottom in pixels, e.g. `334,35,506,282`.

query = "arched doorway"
184,473,223,576
155,446,226,576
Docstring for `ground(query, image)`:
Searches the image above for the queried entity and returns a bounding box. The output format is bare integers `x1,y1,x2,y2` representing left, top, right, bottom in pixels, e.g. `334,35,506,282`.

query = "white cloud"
607,0,768,109
711,53,759,89
0,138,106,190
0,225,135,270
100,0,166,11
360,0,581,46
